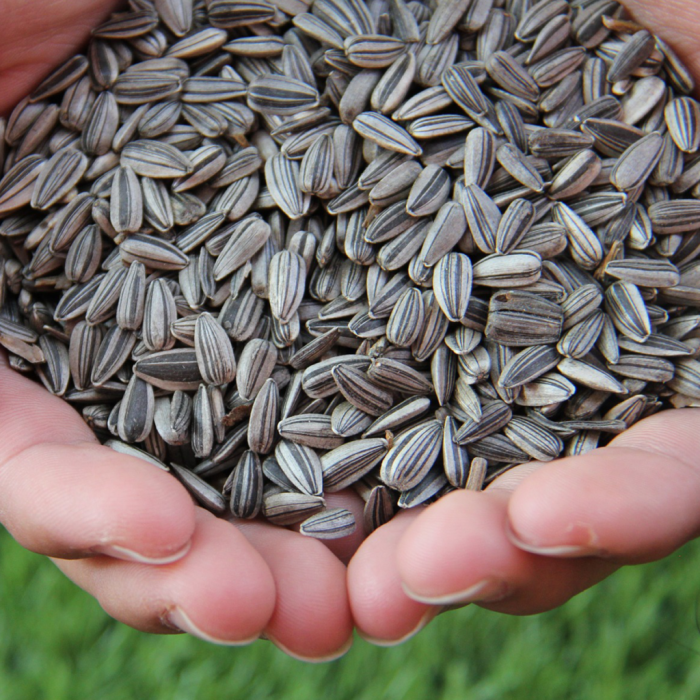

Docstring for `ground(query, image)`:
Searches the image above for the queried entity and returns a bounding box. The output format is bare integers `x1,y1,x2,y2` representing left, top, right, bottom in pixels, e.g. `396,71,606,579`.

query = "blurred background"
2,525,700,699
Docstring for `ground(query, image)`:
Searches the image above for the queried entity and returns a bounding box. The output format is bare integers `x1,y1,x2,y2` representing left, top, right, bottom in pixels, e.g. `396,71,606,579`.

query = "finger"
0,0,122,114
0,358,196,563
347,510,441,645
624,0,700,80
507,409,700,564
233,518,354,661
54,509,276,644
396,485,615,615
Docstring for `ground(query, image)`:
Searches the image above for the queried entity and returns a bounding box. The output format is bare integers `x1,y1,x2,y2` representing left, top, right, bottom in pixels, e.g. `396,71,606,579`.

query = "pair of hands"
2,0,700,662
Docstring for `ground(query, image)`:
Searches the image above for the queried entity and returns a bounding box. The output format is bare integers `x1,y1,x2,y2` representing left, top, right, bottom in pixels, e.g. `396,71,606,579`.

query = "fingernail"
506,521,602,557
266,633,353,662
97,540,192,565
358,606,442,647
165,607,259,647
402,579,510,606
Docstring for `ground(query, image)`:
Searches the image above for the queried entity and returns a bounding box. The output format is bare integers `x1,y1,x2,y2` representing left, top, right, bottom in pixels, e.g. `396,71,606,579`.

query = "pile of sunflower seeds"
1,0,700,540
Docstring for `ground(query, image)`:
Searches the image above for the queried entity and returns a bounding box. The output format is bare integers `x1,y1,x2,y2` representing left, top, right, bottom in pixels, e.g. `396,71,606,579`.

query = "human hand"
346,0,700,645
0,0,355,661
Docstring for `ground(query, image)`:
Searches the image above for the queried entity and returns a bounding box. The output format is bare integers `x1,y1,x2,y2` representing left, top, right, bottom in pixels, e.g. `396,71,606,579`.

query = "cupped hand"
0,1,354,660
346,0,700,645
0,353,356,660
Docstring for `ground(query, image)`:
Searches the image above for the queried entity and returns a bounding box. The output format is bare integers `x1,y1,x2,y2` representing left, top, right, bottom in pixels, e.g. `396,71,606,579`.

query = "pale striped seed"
617,333,692,358
263,491,326,526
380,420,443,491
121,234,189,270
518,371,576,406
64,224,102,284
113,71,181,105
154,392,191,446
610,354,675,383
30,56,89,102
557,357,628,394
228,451,263,519
134,348,203,391
331,364,393,416
111,166,143,235
248,75,320,115
441,416,469,488
607,30,656,84
605,258,680,288
278,413,344,450
605,281,651,344
68,321,102,391
487,50,540,102
427,343,454,407
299,133,334,195
529,47,587,89
275,439,323,496
406,164,450,217
117,375,155,444
345,34,405,69
49,193,94,253
495,199,536,254
193,312,236,387
268,250,306,324
299,507,356,540
30,149,87,210
85,266,127,326
247,378,279,454
371,53,416,114
368,351,431,391
142,177,174,233
362,483,395,533
192,383,214,458
331,401,372,438
484,291,564,347
353,112,422,156
557,310,605,359
105,439,169,471
548,150,602,200
504,415,563,462
398,468,448,509
442,64,488,118
498,344,560,390
235,338,276,401
668,359,700,400
392,86,453,121
551,202,604,270
431,252,472,322
610,132,664,192
171,463,226,514
213,218,271,281
166,27,228,58
472,252,543,288
37,335,70,396
458,183,500,254
121,140,192,178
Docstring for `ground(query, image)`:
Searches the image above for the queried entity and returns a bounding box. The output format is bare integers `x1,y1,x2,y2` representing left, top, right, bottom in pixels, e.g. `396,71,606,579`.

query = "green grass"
2,527,700,700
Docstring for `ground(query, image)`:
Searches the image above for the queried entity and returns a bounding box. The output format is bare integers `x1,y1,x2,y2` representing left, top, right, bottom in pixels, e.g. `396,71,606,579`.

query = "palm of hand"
1,0,700,661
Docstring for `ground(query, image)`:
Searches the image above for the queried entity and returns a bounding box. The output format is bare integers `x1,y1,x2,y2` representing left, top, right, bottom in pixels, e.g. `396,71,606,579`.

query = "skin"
1,0,700,659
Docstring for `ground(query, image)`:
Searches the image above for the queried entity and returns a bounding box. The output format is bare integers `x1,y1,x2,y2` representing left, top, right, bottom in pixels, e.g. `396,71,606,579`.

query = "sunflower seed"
380,420,443,491
275,439,323,496
171,463,226,513
353,112,422,156
299,507,356,539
